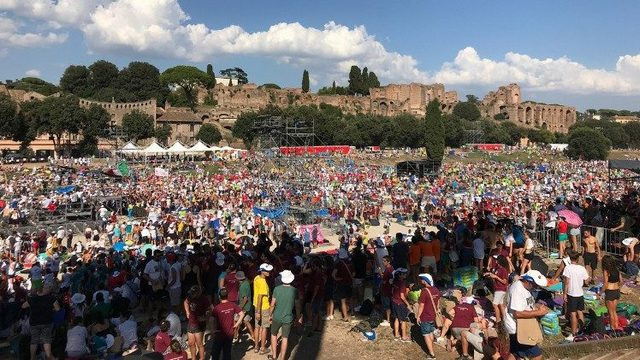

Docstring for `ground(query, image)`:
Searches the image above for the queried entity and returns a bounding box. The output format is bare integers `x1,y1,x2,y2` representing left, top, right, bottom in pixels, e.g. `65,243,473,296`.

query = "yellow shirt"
253,275,270,310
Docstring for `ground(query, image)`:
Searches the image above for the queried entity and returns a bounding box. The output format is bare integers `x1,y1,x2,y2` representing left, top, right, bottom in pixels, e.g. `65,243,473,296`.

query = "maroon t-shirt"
212,301,242,339
391,279,407,305
223,272,240,302
187,296,210,327
381,266,394,297
308,271,325,300
419,287,441,322
492,265,508,292
451,303,477,328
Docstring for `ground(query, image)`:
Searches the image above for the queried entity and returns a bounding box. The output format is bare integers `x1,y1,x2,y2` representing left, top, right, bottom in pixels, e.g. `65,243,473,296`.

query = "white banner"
154,167,169,177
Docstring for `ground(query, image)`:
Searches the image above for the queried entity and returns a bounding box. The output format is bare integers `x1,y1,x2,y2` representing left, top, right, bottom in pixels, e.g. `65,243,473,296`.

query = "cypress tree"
424,100,445,160
302,69,310,93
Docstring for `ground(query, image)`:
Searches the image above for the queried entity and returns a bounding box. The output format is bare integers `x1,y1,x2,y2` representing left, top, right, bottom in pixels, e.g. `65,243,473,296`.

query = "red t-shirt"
381,265,394,297
108,271,126,290
187,296,210,327
391,279,407,305
558,220,568,234
223,272,240,302
451,303,477,328
419,287,441,322
335,260,352,285
154,331,171,353
492,265,509,292
212,301,242,339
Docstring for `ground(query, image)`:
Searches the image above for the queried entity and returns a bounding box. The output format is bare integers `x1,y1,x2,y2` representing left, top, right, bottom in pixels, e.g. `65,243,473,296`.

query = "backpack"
359,299,373,316
585,309,606,335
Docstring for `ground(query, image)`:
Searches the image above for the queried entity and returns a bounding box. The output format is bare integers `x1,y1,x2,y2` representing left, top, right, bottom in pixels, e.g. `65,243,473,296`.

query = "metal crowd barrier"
531,225,633,258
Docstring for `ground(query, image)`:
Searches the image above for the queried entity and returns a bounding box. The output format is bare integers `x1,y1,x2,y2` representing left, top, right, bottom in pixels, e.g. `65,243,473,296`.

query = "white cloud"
25,69,40,77
0,15,67,47
2,0,640,95
432,47,640,95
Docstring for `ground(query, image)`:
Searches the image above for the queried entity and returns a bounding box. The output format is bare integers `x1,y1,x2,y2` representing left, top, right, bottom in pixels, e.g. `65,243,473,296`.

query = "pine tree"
424,100,445,160
360,67,369,95
368,71,380,89
302,70,310,93
348,65,361,95
206,64,216,89
332,81,336,89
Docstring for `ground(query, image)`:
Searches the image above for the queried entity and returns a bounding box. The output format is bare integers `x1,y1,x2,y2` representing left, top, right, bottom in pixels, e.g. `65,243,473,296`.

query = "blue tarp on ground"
55,185,76,194
313,208,330,217
253,203,289,219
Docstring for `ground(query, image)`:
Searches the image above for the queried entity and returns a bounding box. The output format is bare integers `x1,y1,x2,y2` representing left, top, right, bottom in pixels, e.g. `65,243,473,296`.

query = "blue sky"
1,0,640,110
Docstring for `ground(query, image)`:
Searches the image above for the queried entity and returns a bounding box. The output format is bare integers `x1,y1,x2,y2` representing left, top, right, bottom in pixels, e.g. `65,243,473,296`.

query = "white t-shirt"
165,312,182,338
65,325,88,355
144,259,162,282
562,263,589,297
118,318,138,349
504,280,535,335
473,237,485,259
169,262,182,289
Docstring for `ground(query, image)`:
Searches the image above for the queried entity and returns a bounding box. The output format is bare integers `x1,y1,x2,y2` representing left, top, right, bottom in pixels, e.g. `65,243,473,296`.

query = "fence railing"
532,225,633,258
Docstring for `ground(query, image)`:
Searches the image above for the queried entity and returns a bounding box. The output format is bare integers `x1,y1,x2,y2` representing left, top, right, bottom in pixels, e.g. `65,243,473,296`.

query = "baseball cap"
259,263,274,272
522,270,548,287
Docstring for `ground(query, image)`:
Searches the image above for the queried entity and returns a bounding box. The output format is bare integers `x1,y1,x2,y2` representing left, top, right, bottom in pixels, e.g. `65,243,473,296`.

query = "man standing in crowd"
563,251,590,341
22,285,57,360
505,270,549,360
254,263,273,355
211,288,244,360
582,229,601,283
269,270,301,360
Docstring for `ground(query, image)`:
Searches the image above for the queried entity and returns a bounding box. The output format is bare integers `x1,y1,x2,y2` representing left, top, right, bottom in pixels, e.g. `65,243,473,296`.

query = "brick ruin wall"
480,83,576,133
78,98,157,127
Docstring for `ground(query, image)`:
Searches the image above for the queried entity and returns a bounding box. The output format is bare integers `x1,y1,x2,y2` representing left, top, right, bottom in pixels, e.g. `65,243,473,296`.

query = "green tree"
8,77,59,96
59,65,91,97
302,70,310,93
75,104,109,156
122,110,155,141
116,61,168,104
196,123,222,145
499,122,525,145
368,71,380,89
155,125,173,146
29,95,86,157
233,112,257,147
0,94,18,138
465,94,480,104
424,100,445,160
360,67,369,95
566,127,611,160
88,60,119,90
219,67,248,84
527,129,554,144
452,101,481,121
624,122,640,149
259,83,281,90
160,66,210,109
348,65,362,95
442,114,464,148
166,89,191,107
206,63,216,89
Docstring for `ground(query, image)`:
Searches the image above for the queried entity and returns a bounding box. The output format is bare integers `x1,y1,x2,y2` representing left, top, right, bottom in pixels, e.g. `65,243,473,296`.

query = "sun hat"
280,270,295,284
522,270,548,287
418,273,433,286
622,237,637,246
235,271,246,281
71,293,86,304
259,263,274,272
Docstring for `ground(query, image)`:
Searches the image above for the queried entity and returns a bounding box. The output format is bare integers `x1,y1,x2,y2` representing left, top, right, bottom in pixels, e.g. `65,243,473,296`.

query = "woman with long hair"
602,255,622,330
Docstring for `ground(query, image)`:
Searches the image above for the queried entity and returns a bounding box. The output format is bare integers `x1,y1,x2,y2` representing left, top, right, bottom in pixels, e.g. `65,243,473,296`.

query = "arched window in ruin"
379,102,388,116
525,107,533,124
565,109,572,123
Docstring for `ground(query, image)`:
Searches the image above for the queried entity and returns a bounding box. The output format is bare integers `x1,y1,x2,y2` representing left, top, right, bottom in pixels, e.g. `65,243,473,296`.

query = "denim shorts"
509,334,542,358
381,296,391,310
420,321,436,335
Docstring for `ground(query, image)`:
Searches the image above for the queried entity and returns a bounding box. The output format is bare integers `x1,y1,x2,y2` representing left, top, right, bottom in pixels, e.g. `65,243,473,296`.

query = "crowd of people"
1,150,640,360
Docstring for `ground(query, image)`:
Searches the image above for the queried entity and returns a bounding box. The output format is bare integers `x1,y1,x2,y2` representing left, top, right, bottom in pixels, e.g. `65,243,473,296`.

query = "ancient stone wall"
78,98,157,127
480,84,575,133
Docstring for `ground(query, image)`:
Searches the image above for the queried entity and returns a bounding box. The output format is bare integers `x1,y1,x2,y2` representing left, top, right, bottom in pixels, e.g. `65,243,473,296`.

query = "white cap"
259,263,274,272
280,270,295,284
522,270,548,287
418,273,433,286
622,237,638,246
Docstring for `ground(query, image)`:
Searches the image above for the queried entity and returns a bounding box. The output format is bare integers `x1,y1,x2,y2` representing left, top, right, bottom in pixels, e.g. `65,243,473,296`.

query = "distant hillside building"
612,115,640,124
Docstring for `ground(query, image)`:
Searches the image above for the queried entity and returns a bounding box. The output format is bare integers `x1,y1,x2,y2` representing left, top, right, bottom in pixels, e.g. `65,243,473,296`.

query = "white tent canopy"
188,140,213,154
166,141,190,154
140,141,167,156
117,142,140,155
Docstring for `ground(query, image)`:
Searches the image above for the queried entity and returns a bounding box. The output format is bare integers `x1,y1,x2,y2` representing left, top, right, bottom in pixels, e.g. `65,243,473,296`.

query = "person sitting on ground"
163,339,188,360
154,320,171,355
449,297,481,359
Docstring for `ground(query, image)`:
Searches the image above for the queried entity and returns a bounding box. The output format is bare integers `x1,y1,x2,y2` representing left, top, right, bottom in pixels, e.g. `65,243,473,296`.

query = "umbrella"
112,241,126,252
558,209,583,227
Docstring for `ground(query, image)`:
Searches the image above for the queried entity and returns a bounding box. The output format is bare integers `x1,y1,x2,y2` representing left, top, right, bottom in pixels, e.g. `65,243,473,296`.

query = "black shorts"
391,302,409,321
188,321,206,334
605,289,621,301
566,295,585,313
524,252,534,261
334,283,352,300
583,252,598,269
